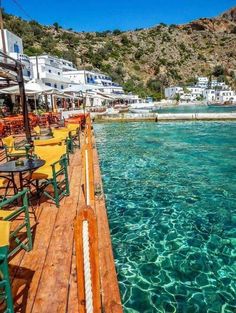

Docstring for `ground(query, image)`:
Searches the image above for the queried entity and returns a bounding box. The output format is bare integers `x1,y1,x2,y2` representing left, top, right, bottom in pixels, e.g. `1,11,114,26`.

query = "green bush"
146,79,161,92
121,35,130,45
133,64,140,71
212,65,224,77
113,29,122,35
24,46,43,56
134,49,144,59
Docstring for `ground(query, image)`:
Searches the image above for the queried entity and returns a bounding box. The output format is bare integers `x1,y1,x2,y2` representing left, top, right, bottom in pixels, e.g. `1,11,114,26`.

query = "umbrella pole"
34,94,38,114
17,63,31,142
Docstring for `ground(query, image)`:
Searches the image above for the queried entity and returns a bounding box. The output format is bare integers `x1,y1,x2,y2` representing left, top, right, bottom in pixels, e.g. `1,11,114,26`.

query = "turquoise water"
95,122,236,313
153,104,236,114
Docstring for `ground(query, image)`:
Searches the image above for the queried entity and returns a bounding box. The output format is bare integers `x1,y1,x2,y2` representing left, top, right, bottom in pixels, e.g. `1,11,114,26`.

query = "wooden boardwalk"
1,129,123,313
3,148,81,313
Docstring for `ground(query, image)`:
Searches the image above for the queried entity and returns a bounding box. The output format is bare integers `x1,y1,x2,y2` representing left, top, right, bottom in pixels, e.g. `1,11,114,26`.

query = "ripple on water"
95,122,236,313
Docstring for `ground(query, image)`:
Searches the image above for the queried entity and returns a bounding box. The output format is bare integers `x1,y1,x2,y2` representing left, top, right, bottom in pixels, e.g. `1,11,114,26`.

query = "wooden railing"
83,116,95,207
74,114,101,313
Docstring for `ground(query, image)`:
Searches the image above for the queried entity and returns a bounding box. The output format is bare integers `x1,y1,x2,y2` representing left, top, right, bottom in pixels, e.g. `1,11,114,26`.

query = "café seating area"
0,113,85,312
0,112,61,137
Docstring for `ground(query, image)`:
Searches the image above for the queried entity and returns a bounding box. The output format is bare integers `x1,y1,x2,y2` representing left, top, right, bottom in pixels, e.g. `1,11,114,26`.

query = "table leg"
11,173,18,194
19,172,24,191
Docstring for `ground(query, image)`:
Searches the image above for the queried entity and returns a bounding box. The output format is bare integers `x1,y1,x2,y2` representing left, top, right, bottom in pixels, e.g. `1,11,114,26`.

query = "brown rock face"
221,7,236,22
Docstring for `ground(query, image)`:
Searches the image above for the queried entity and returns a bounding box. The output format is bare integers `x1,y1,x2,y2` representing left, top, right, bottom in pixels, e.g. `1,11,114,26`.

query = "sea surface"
95,122,236,313
153,104,236,114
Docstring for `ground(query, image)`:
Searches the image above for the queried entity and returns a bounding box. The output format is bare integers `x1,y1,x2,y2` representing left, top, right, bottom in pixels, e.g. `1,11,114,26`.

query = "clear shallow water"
153,104,236,114
95,122,236,313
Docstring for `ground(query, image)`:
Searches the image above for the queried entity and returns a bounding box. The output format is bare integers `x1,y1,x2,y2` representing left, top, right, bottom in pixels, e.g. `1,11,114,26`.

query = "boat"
129,102,156,113
129,108,152,114
114,104,129,113
207,103,236,108
106,107,120,114
129,102,155,109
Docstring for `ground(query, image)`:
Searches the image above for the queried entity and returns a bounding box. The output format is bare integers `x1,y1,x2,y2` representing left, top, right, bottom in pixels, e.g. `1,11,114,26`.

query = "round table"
0,159,45,191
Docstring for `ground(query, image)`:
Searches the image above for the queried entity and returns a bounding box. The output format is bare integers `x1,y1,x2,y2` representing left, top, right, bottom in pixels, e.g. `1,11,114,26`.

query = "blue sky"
2,0,236,31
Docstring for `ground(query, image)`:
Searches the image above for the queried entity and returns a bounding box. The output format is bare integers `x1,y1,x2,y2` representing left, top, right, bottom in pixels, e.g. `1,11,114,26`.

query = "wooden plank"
10,203,58,312
67,144,85,313
30,154,81,313
87,206,101,312
66,241,79,313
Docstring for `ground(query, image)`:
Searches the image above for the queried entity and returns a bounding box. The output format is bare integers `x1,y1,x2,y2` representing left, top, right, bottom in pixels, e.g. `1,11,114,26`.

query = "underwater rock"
139,263,160,277
195,273,209,287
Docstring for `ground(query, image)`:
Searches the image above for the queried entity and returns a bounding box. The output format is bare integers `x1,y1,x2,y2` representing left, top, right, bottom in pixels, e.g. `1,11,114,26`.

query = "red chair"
0,122,5,137
38,115,48,127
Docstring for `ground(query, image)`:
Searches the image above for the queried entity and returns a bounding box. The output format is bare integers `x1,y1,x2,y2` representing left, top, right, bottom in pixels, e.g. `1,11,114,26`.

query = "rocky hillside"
3,7,236,99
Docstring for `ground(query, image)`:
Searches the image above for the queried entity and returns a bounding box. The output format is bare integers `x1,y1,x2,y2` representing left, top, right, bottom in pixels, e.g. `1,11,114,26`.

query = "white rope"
85,149,90,206
83,220,94,313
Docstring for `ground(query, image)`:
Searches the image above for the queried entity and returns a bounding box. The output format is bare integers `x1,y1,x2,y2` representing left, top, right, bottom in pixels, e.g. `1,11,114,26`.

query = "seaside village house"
63,70,140,107
0,29,32,82
165,76,236,103
29,55,76,90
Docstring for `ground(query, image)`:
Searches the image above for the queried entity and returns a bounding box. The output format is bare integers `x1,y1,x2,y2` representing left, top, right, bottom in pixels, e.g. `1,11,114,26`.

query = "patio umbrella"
0,79,55,94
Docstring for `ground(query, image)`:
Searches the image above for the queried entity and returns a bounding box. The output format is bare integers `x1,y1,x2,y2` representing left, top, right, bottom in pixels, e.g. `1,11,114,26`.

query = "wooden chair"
0,176,14,201
0,221,14,313
66,123,80,148
33,125,41,137
52,129,73,154
38,116,48,127
1,136,28,161
0,122,5,137
30,145,70,207
0,189,33,258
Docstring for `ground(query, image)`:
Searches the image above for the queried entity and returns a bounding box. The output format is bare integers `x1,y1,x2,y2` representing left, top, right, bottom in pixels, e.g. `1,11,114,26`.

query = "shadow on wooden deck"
0,148,82,313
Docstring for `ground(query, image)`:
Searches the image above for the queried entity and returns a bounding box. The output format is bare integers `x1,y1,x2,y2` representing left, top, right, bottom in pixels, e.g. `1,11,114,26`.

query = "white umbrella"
0,79,56,94
25,80,55,93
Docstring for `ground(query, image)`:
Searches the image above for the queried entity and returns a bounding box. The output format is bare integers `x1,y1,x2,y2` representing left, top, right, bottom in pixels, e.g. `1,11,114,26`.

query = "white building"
0,29,32,81
187,87,204,100
203,89,216,102
164,86,184,99
29,55,73,89
196,76,229,90
58,58,76,72
215,90,236,103
211,79,228,90
196,77,209,89
64,70,125,95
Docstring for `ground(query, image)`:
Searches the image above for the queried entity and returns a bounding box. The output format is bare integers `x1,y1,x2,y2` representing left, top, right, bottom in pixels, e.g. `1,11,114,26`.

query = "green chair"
0,220,14,313
30,145,70,207
66,124,80,149
0,189,32,258
52,129,74,156
1,136,29,161
0,176,12,201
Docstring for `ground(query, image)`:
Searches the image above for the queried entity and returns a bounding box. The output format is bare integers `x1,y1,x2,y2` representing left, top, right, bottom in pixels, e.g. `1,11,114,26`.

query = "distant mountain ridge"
3,6,236,99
